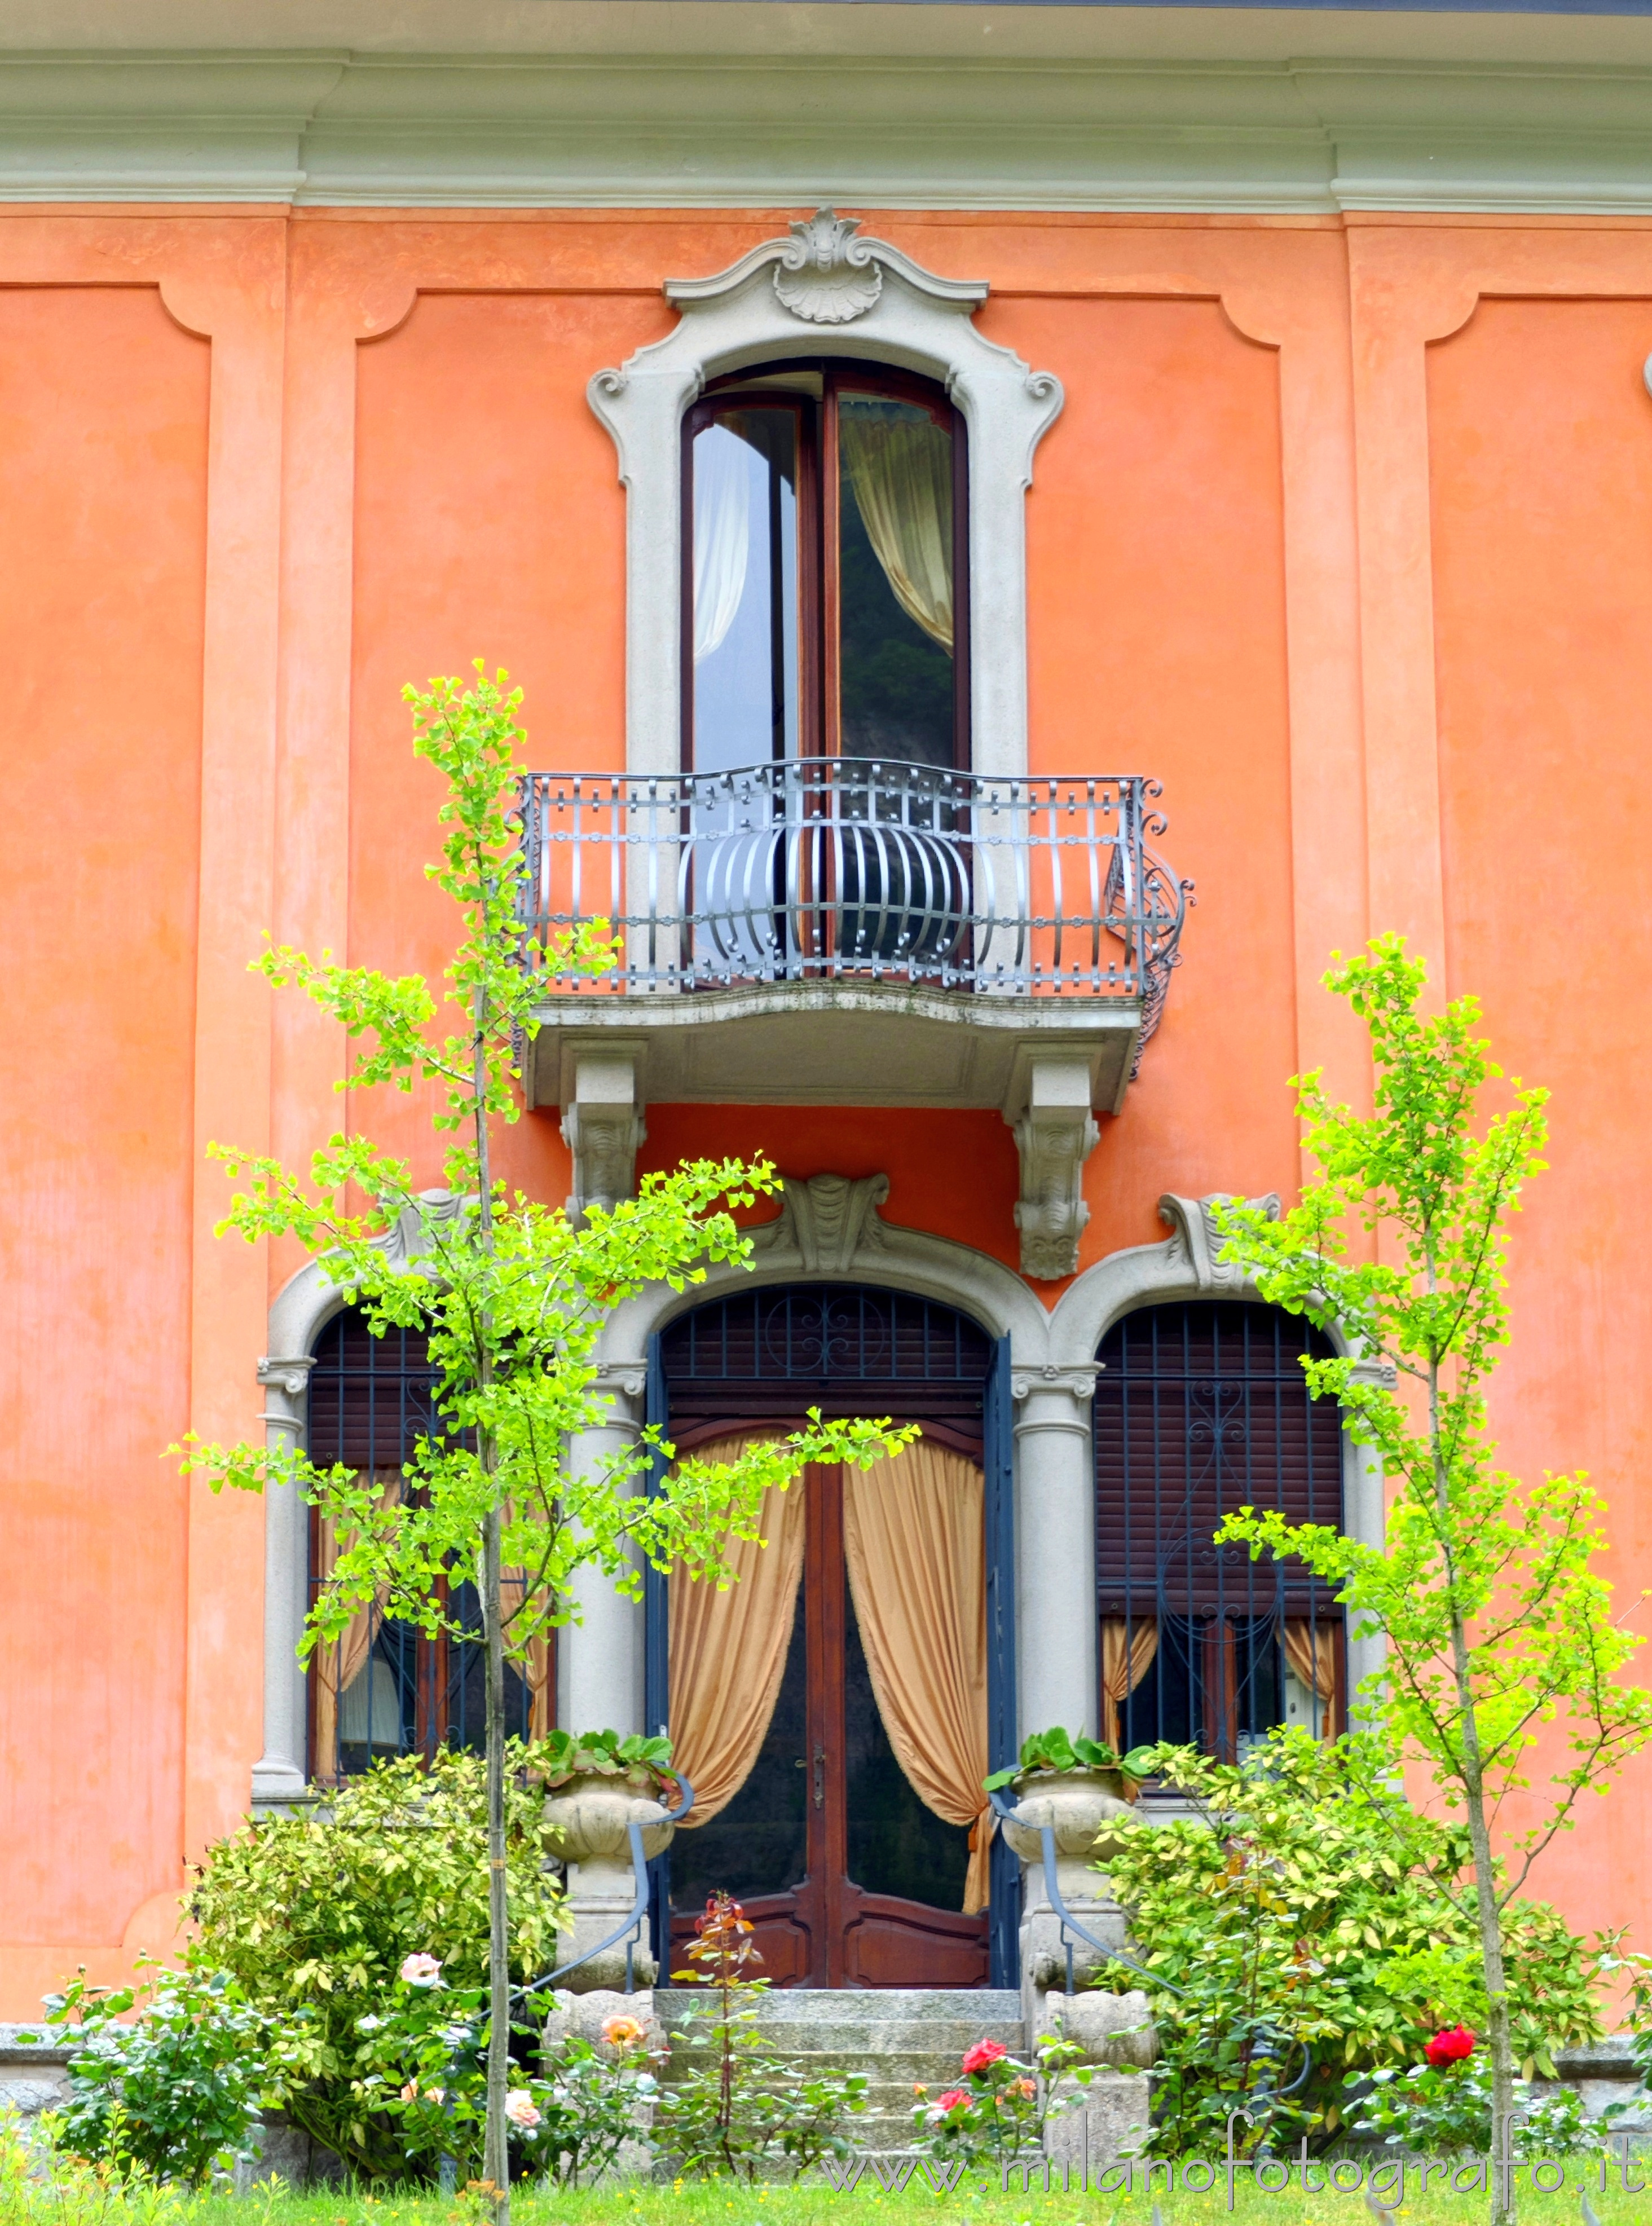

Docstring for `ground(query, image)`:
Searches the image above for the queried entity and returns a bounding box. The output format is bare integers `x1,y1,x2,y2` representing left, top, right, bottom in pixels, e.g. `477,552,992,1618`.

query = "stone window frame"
587,206,1064,783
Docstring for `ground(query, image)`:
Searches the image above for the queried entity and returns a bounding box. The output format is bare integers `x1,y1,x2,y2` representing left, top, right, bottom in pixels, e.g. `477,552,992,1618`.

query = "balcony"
515,757,1190,1277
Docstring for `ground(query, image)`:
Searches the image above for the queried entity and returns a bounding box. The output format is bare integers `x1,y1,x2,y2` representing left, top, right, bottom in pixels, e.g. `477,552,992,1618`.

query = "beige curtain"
669,1432,806,1829
842,1439,993,1916
840,400,954,654
312,1468,402,1775
1283,1620,1338,1741
1100,1617,1160,1758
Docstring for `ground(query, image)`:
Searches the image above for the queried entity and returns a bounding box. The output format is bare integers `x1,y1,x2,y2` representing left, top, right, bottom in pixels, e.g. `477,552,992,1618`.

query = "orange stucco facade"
5,197,1651,2012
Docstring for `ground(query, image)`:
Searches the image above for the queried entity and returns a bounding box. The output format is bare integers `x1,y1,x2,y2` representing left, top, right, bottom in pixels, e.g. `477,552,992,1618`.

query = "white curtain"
839,400,954,655
693,425,752,664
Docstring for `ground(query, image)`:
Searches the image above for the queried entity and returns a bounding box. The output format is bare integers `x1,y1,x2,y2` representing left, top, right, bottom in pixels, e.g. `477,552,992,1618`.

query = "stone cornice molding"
5,48,1652,211
588,208,1061,784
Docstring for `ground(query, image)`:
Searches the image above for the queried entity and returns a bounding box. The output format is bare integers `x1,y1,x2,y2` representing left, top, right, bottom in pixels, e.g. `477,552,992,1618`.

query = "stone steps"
655,1989,1028,2159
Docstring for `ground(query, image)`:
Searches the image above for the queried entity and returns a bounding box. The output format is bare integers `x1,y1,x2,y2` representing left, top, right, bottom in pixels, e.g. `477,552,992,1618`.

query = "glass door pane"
836,393,957,771
689,407,799,775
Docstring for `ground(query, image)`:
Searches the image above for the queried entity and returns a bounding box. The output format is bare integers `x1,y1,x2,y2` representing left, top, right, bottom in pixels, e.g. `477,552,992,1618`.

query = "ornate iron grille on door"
305,1308,543,1782
1092,1301,1345,1764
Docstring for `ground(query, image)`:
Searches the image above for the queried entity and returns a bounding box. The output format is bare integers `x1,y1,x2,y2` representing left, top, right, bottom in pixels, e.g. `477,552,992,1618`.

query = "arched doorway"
646,1282,1016,1988
1092,1300,1346,1762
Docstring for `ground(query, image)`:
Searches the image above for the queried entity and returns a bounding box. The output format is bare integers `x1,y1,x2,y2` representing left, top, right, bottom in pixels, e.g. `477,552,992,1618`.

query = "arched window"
1092,1301,1345,1764
685,363,967,774
304,1308,552,1784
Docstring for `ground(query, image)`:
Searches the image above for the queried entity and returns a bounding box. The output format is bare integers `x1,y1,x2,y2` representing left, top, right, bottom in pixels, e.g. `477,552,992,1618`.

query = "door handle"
813,1745,826,1809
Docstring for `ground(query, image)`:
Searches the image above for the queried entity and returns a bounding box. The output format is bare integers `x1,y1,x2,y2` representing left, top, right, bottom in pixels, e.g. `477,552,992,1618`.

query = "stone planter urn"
1002,1767,1139,2031
542,1772,677,1994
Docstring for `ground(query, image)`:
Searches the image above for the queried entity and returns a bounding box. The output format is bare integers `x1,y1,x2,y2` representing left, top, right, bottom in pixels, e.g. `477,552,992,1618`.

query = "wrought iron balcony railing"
516,758,1190,1040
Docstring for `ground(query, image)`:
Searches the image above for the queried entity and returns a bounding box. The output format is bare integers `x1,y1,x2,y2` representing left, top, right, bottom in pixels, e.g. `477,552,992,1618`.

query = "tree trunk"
472,971,510,2223
482,1491,511,2217
1433,1341,1514,2226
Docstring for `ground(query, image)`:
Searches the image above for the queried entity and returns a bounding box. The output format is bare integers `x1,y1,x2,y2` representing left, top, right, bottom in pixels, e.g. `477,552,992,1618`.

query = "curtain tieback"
967,1805,997,1855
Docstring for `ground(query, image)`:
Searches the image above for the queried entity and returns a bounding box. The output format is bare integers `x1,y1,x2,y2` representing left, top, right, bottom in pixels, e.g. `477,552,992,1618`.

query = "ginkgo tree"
1211,938,1652,2226
178,667,908,2219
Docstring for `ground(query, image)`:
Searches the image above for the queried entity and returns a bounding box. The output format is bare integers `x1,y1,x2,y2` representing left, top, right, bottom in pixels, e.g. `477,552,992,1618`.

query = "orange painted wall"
0,285,209,1958
8,206,1652,2009
1429,293,1652,1943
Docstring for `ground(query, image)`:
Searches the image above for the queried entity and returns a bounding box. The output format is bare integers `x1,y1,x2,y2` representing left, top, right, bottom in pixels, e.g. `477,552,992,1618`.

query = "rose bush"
190,1748,564,2180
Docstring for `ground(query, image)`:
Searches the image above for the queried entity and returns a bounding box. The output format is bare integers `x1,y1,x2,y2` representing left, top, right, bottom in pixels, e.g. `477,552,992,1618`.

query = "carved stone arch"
588,207,1064,783
596,1173,1052,1367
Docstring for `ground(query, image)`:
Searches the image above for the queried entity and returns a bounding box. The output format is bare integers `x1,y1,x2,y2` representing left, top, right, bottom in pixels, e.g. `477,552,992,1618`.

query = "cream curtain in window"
692,426,752,664
313,1468,402,1775
668,1432,806,1829
1283,1621,1338,1741
1099,1618,1160,1758
842,1439,993,1916
840,400,954,655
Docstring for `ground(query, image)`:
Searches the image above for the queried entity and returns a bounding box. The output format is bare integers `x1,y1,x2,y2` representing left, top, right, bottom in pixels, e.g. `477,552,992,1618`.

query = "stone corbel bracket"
1157,1189,1281,1291
1005,1054,1099,1282
562,1048,647,1226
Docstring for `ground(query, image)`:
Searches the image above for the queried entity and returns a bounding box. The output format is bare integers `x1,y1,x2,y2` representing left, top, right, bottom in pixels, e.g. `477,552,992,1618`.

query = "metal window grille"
1092,1301,1345,1764
659,1281,995,1441
305,1308,538,1783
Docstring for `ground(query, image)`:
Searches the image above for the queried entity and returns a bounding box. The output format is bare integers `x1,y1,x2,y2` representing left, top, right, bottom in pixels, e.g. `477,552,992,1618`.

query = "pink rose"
504,2091,541,2130
961,2038,1007,2077
398,1952,443,1988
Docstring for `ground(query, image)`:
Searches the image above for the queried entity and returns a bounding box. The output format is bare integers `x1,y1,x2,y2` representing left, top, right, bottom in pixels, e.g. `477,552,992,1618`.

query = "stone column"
1011,1364,1099,1740
1345,1358,1393,1715
251,1354,314,1813
559,1364,650,1738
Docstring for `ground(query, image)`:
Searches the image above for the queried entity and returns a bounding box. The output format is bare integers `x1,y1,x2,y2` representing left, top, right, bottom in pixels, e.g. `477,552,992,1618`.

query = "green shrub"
33,1959,267,2188
188,1747,565,2180
1094,1731,1613,2157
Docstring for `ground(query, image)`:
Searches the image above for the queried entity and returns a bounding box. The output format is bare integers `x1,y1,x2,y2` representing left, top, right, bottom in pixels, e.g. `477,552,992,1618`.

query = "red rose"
962,2038,1008,2077
1424,2025,1477,2066
936,2089,971,2113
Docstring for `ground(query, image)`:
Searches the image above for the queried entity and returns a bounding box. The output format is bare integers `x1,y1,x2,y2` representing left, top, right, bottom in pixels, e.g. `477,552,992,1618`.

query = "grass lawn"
125,2172,1652,2226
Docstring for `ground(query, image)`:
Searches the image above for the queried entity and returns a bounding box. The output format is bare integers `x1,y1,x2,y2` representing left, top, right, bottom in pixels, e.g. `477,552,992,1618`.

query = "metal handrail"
516,1771,695,2005
987,1785,1177,2000
989,1785,1315,2126
516,759,1190,1030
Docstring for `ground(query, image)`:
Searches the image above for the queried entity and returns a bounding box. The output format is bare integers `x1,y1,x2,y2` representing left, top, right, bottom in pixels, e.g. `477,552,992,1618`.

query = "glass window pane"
669,1605,808,1907
690,409,798,775
838,394,955,769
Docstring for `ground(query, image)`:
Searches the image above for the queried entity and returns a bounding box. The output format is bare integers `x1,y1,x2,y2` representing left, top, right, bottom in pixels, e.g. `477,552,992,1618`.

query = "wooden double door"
666,1462,989,1989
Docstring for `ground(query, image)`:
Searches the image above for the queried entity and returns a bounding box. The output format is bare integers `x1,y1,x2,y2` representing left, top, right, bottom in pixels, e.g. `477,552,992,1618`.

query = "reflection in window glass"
690,409,798,775
839,395,955,769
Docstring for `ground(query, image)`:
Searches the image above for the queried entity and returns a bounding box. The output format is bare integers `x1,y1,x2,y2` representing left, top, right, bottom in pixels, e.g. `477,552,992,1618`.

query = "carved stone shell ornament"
773,206,884,325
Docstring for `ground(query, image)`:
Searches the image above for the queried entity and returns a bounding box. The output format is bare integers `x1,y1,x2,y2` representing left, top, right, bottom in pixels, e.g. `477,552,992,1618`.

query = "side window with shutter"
1092,1301,1345,1765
